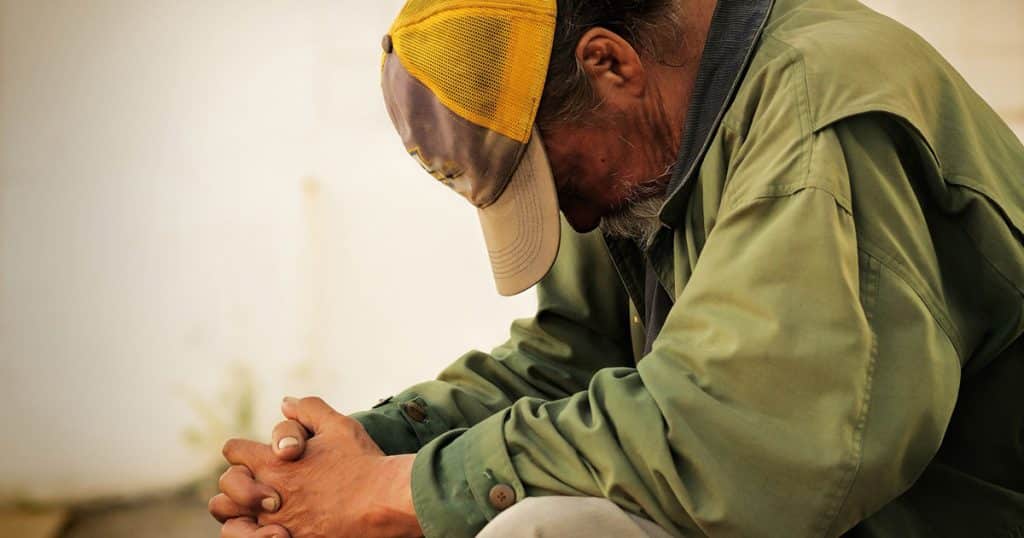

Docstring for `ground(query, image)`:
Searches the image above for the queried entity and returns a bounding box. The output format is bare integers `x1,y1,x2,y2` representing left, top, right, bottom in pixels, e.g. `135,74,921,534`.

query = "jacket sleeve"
351,219,637,455
408,117,962,537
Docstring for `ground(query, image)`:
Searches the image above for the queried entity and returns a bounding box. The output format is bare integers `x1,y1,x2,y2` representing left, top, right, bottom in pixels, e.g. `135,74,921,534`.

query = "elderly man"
209,0,1024,536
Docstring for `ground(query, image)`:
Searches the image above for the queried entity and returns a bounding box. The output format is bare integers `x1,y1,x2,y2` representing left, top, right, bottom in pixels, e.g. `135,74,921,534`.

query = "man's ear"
575,28,647,105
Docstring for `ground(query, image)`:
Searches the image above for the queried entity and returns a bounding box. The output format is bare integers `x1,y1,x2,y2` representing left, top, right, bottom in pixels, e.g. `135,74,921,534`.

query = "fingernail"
277,437,300,450
282,396,298,405
262,496,279,512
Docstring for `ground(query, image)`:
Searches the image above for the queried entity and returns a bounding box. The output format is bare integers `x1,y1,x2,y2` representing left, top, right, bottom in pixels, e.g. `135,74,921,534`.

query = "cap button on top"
488,484,516,511
402,401,427,423
381,33,393,53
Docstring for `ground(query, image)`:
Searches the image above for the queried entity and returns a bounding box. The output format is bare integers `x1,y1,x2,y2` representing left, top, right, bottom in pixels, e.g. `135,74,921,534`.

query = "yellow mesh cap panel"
389,0,556,143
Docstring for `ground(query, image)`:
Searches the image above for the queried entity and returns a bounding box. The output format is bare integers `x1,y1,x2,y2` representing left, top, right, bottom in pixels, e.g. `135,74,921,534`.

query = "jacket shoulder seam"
726,184,852,217
820,250,882,537
723,38,848,212
757,35,819,132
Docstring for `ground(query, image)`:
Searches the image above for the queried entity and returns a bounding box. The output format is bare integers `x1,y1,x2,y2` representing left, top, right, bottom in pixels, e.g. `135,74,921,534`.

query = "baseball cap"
380,0,560,296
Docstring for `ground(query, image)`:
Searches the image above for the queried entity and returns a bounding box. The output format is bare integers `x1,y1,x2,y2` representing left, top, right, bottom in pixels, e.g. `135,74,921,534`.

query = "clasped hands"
209,396,423,538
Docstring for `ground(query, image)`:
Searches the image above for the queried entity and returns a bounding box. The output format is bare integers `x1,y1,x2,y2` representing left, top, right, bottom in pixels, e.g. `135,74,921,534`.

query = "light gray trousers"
477,497,676,538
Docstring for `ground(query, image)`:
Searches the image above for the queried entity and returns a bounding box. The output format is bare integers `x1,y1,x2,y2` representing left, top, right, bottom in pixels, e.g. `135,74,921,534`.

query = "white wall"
1,1,1021,502
862,0,1024,135
0,0,536,502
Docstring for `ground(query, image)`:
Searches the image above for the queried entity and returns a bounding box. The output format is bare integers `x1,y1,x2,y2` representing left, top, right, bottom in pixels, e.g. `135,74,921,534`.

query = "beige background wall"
1,1,1021,502
1,0,534,502
863,0,1024,134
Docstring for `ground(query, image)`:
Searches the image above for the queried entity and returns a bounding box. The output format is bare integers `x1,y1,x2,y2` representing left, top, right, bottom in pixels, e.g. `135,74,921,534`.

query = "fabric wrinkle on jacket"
355,0,1024,536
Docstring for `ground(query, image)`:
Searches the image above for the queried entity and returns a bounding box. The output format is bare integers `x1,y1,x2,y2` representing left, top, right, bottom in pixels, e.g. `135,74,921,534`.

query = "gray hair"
600,178,668,247
537,0,684,128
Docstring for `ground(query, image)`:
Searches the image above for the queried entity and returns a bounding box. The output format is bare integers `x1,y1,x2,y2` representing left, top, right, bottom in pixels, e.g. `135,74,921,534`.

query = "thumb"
281,396,342,435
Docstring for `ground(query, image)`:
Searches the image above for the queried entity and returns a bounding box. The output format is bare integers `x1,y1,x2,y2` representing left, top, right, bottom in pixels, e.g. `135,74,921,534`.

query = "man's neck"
601,0,718,248
648,0,719,148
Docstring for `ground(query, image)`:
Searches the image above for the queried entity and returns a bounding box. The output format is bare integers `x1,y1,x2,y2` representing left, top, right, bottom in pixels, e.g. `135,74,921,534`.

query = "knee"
480,497,633,538
477,497,569,538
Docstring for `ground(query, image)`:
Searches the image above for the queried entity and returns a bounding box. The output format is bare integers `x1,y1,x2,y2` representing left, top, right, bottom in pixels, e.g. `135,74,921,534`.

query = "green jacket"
356,0,1024,536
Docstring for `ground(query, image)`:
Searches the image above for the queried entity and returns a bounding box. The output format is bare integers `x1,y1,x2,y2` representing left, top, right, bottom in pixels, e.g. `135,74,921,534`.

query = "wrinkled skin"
211,398,419,538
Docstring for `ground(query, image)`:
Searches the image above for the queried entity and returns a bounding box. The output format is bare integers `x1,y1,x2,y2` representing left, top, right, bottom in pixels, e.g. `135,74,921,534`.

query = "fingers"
271,419,308,461
216,465,281,515
209,493,255,523
281,396,344,435
221,517,291,538
222,438,274,470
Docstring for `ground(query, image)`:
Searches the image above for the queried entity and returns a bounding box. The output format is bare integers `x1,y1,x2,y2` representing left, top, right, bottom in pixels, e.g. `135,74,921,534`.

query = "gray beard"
600,181,668,248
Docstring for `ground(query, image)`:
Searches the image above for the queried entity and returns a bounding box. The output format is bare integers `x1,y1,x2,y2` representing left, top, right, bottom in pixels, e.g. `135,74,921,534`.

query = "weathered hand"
217,515,291,538
220,397,422,538
209,400,314,535
209,463,290,538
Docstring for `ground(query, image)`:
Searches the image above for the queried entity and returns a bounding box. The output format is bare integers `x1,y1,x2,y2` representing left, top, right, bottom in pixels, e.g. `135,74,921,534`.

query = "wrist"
380,454,422,537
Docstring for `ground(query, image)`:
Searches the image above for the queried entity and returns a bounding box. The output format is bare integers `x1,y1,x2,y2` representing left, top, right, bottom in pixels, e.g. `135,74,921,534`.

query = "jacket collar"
659,0,775,227
602,0,775,315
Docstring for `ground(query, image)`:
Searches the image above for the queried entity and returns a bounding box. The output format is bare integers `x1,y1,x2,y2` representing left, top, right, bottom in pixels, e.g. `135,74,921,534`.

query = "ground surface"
0,509,67,538
60,497,219,538
1,489,219,538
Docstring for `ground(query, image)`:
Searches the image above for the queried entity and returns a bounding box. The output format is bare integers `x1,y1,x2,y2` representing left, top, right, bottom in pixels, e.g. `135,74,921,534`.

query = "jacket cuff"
351,393,452,455
411,410,526,538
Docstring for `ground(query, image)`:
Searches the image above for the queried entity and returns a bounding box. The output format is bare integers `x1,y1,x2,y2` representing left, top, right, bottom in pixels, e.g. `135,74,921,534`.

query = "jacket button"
402,401,428,423
488,484,516,511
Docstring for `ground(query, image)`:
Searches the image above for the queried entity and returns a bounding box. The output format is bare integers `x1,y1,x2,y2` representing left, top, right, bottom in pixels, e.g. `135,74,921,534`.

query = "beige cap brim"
477,129,561,296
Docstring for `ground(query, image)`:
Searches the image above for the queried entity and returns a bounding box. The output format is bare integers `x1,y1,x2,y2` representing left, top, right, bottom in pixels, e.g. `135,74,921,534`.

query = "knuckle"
217,469,232,491
300,396,326,408
222,517,252,535
221,438,242,459
217,465,246,491
336,414,362,435
236,486,261,507
207,495,220,515
209,504,232,524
